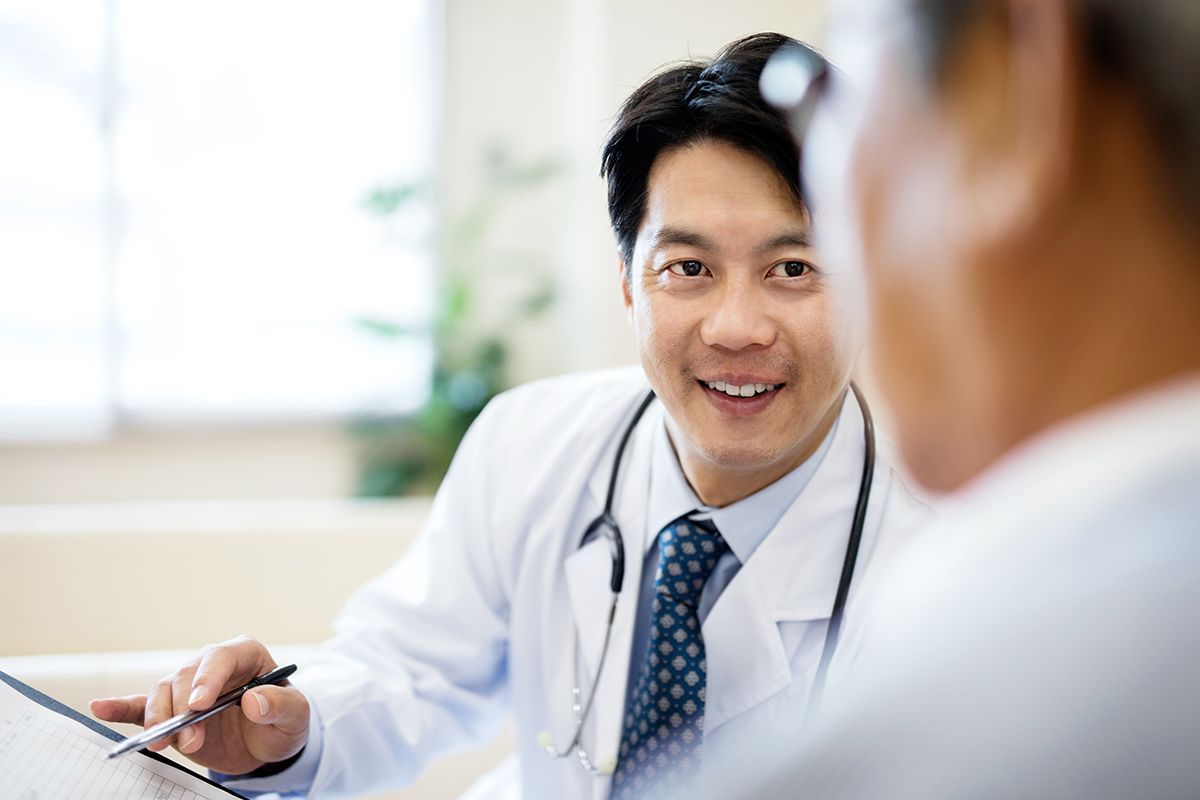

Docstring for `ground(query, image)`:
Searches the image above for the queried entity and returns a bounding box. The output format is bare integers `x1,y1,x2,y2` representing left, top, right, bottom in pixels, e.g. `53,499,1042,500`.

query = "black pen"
107,664,298,759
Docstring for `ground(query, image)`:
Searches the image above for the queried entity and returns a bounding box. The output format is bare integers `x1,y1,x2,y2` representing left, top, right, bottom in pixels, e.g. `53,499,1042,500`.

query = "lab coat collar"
701,390,876,734
643,412,838,565
563,389,661,777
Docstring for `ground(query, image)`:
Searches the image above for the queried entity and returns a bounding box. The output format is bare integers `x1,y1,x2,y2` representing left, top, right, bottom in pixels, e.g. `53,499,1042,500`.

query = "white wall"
0,1,829,505
443,0,830,385
0,424,357,504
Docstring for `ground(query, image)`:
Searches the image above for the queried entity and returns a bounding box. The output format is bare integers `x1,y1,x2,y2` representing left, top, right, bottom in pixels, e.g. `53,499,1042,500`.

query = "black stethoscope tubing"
547,383,875,767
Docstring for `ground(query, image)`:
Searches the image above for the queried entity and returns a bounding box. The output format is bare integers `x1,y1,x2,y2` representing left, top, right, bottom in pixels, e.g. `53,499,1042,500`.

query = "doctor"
92,33,930,799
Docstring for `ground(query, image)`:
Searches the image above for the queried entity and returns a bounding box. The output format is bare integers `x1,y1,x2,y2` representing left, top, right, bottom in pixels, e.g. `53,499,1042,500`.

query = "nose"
699,279,777,352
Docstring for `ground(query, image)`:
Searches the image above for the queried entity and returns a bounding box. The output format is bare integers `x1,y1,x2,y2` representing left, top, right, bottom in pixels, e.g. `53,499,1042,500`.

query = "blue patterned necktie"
612,515,729,799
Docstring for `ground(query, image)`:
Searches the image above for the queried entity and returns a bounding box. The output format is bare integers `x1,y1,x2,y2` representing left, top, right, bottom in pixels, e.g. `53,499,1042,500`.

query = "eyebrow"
649,226,718,253
646,226,813,255
755,230,812,253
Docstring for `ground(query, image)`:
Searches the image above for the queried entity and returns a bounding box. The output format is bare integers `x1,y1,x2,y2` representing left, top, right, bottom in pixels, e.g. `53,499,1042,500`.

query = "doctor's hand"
89,635,309,776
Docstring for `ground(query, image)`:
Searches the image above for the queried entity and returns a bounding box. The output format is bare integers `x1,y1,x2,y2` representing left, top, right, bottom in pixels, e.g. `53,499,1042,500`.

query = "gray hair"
911,0,1200,216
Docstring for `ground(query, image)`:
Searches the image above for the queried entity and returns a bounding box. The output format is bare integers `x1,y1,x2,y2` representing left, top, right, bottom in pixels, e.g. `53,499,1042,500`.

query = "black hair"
600,32,822,268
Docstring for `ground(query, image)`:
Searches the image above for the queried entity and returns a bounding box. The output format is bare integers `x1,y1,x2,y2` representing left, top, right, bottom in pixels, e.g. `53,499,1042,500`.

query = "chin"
696,439,786,472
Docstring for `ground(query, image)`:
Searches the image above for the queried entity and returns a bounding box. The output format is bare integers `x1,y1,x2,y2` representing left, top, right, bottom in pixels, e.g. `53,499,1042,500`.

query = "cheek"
632,292,695,377
789,287,861,385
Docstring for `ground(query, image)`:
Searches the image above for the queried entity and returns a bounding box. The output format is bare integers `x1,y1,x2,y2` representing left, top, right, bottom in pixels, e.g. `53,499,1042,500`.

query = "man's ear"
954,0,1078,250
618,252,633,313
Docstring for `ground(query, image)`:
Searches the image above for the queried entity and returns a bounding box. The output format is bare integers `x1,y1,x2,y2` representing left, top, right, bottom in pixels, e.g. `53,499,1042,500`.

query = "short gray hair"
911,0,1200,216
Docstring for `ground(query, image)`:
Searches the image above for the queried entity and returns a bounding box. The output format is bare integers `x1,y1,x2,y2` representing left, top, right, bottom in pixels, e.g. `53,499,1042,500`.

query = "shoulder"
453,366,653,515
472,365,651,448
450,367,654,577
492,365,649,411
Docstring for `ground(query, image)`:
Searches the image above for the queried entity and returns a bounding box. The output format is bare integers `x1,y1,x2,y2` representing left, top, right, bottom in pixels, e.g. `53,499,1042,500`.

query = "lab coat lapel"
702,393,871,734
562,398,658,772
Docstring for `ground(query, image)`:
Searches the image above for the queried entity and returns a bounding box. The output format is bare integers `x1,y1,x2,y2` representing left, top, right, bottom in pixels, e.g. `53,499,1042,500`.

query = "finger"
143,677,181,752
171,662,200,713
189,636,275,711
170,664,204,754
90,695,147,725
177,723,205,755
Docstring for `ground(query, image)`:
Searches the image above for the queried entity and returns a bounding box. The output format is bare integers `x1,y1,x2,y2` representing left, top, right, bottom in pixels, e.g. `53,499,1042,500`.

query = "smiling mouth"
699,380,783,398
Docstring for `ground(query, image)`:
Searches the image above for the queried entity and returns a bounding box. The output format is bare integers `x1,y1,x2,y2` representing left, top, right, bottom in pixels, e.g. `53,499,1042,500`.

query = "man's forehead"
645,143,802,204
632,141,811,257
639,190,810,254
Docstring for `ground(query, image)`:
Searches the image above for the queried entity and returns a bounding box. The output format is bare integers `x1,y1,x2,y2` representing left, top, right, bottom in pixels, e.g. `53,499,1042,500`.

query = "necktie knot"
654,517,728,607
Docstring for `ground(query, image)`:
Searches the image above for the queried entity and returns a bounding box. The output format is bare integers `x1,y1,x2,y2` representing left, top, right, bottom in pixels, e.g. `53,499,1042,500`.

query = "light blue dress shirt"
625,415,839,711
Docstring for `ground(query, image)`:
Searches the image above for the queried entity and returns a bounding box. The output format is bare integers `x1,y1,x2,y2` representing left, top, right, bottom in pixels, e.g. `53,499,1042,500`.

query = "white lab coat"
270,367,932,799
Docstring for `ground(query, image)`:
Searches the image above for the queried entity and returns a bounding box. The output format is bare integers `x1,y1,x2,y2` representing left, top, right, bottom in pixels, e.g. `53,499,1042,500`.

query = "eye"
666,260,709,278
767,260,813,279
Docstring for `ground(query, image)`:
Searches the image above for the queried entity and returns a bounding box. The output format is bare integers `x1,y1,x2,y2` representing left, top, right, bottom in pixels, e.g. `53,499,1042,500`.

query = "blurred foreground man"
732,0,1200,797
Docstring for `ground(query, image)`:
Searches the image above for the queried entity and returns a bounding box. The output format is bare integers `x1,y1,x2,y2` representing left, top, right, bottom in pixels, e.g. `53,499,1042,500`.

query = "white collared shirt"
626,414,839,707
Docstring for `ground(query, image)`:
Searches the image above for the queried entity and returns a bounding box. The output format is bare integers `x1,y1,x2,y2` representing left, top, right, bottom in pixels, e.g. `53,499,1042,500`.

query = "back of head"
827,0,1200,491
601,33,821,267
915,0,1200,227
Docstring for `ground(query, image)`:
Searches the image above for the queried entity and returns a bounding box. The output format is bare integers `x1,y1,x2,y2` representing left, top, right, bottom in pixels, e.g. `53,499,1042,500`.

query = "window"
0,0,435,440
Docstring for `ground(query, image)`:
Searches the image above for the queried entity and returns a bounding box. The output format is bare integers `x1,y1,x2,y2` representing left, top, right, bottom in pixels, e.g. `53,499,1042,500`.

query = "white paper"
0,678,241,800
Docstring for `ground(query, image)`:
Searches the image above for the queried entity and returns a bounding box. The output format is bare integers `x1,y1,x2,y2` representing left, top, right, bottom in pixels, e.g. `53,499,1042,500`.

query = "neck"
959,175,1200,488
669,392,844,507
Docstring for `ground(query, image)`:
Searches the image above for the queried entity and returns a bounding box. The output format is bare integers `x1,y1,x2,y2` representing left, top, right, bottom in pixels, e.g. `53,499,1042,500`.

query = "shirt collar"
645,411,840,564
945,372,1200,523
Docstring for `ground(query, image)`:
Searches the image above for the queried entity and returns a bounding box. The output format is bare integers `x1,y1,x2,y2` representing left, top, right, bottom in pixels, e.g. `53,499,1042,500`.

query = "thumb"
240,685,309,736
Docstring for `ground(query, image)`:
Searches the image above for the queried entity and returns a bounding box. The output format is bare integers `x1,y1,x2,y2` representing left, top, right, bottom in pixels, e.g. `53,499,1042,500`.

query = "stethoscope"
541,383,877,773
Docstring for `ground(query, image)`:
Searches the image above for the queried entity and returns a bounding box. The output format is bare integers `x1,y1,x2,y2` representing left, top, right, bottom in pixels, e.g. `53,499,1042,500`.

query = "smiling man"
92,33,930,800
617,139,854,509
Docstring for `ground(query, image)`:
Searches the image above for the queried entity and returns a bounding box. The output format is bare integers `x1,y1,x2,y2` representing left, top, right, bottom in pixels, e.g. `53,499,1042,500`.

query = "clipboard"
0,669,246,799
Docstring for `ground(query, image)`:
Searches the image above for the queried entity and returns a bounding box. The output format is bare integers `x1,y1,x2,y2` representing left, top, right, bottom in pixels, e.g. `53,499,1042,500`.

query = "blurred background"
0,0,826,795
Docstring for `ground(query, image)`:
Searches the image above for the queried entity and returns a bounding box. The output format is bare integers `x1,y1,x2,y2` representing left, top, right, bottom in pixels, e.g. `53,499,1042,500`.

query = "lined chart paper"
0,672,242,800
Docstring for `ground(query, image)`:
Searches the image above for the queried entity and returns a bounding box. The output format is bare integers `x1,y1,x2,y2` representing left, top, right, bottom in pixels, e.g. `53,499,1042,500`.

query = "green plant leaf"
364,181,429,215
355,317,427,338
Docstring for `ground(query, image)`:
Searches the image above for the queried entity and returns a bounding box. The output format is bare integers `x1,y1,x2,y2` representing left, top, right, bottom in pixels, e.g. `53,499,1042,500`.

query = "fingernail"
179,726,195,750
252,691,269,717
188,686,206,707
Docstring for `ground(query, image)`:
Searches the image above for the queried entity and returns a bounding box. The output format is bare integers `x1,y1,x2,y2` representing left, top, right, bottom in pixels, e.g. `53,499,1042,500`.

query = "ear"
618,251,633,314
951,0,1078,248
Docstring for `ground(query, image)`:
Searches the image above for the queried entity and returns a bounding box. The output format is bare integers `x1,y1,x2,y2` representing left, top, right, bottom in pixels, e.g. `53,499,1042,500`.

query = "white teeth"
704,381,780,397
